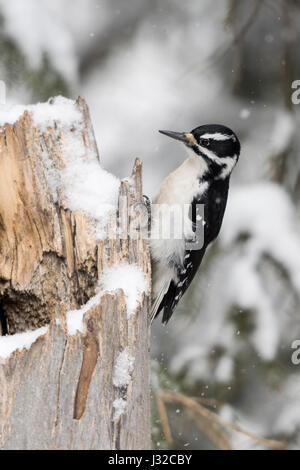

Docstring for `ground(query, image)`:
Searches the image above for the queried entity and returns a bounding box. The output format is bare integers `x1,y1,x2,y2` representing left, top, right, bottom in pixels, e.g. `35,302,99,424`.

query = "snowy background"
1,0,300,449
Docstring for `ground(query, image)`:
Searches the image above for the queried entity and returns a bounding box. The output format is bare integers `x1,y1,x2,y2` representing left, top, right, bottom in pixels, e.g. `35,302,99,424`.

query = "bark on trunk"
0,97,151,450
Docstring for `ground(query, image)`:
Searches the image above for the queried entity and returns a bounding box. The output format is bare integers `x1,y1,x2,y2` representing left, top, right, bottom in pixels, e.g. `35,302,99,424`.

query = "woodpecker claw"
143,194,151,235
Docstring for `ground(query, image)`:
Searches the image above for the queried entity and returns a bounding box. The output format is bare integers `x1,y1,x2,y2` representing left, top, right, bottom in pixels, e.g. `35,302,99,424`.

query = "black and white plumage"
151,124,240,324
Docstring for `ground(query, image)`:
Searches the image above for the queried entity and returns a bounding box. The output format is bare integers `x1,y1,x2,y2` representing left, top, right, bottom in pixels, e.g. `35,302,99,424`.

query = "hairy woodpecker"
151,124,240,324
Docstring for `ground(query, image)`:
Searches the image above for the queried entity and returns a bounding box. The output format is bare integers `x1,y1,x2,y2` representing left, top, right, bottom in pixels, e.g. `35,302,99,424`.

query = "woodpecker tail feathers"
150,275,172,323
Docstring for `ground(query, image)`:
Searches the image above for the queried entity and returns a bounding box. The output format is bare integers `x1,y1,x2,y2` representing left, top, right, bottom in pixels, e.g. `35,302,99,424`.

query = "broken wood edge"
0,96,152,449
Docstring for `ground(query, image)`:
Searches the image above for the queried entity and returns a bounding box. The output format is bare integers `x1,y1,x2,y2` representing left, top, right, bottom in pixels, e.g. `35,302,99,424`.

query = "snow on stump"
0,96,151,449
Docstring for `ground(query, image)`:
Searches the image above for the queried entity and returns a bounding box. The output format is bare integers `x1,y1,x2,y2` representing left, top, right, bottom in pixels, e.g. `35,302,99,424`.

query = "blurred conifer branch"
159,389,287,450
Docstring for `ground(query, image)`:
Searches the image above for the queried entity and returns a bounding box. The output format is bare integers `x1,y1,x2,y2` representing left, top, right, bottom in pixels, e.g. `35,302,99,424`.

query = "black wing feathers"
158,178,230,323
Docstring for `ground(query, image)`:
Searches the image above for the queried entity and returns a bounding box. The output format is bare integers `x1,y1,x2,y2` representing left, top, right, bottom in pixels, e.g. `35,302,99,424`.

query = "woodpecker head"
159,124,240,179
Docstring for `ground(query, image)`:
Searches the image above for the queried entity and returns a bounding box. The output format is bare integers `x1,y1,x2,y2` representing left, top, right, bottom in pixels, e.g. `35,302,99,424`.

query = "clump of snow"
0,326,48,359
0,96,82,128
0,104,28,125
113,398,127,420
66,292,102,336
32,97,83,131
67,262,149,335
98,263,149,318
60,130,120,236
111,348,135,420
0,96,121,238
113,348,135,388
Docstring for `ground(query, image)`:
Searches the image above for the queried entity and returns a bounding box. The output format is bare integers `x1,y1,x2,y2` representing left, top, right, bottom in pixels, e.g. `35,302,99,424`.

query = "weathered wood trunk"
0,97,151,449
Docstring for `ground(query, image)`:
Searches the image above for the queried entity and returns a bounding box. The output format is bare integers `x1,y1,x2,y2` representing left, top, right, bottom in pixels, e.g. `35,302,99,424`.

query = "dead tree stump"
0,96,151,450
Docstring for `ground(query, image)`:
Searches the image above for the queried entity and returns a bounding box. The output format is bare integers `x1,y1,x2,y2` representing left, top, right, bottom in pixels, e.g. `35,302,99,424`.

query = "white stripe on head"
197,144,238,179
201,133,236,141
217,155,238,179
197,145,218,160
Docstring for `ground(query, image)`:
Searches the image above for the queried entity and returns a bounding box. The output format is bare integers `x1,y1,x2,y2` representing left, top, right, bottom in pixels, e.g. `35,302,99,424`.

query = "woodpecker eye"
199,138,210,147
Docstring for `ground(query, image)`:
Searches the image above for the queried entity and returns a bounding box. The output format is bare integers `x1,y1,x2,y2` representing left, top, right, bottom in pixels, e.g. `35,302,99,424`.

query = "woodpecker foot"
143,194,151,235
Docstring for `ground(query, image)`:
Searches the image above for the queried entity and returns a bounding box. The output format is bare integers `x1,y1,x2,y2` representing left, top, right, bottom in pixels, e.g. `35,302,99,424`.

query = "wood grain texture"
0,97,151,449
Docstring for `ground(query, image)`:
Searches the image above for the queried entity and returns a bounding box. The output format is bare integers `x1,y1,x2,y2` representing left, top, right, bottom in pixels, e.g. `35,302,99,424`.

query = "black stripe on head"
205,138,238,159
191,124,241,160
191,144,226,179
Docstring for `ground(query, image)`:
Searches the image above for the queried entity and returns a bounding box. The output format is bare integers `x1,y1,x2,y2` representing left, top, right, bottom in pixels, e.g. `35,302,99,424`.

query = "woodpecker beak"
159,130,197,146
